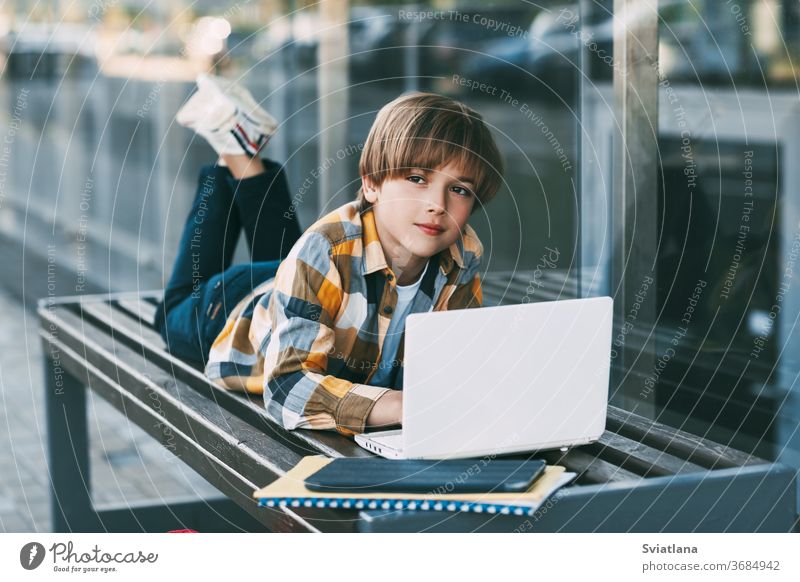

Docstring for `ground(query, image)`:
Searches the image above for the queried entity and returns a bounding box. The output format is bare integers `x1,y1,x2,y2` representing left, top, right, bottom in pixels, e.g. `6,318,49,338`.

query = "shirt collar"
359,205,474,276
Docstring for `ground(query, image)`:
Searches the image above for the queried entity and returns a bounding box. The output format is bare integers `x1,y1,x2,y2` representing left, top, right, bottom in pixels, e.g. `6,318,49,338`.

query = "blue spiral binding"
258,497,537,516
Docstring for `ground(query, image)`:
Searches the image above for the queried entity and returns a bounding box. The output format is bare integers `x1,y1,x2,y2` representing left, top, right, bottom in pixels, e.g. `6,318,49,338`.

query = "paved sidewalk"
0,287,219,532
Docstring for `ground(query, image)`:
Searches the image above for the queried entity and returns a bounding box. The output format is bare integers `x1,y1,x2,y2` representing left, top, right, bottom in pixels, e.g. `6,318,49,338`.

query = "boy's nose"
426,188,447,213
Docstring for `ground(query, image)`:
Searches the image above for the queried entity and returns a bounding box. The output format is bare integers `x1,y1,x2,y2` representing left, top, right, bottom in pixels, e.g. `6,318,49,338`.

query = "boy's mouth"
415,222,445,236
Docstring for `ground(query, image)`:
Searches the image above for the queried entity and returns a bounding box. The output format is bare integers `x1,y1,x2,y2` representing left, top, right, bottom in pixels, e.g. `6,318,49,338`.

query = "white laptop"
355,296,613,459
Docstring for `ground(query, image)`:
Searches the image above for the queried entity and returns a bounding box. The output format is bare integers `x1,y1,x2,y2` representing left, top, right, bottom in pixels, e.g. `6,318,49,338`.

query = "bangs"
359,92,504,209
383,134,489,193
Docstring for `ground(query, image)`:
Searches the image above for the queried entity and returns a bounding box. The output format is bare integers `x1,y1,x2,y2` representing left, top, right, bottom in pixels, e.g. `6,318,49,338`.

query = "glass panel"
580,1,800,504
650,0,800,503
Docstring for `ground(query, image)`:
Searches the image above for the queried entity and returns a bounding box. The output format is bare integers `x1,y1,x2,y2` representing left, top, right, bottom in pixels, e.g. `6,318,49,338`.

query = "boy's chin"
404,240,451,259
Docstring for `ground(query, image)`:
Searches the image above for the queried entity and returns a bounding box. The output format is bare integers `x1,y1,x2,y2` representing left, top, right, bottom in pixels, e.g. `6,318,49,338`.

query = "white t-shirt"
369,260,429,387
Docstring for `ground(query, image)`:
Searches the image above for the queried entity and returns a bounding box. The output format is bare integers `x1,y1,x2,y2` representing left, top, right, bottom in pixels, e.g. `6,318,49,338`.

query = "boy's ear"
361,177,379,203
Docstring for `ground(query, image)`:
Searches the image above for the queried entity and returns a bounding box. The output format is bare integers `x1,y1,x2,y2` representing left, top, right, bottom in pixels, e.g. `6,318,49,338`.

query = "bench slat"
141,295,162,307
606,405,763,469
537,448,641,484
586,432,707,477
115,298,158,328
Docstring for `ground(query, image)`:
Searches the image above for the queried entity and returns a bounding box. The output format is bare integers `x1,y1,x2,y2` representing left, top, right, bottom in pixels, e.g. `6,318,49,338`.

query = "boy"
156,76,504,437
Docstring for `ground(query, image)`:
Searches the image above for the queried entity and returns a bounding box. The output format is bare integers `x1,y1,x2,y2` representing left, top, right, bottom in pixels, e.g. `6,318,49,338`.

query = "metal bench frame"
38,292,798,532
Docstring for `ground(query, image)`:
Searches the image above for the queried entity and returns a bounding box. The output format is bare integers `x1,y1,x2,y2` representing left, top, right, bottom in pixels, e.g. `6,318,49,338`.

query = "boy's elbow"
262,374,302,430
265,401,340,433
263,373,338,432
263,394,304,431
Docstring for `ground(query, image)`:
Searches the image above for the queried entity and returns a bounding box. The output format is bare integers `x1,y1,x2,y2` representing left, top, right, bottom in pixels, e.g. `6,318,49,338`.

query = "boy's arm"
261,231,393,436
365,390,403,428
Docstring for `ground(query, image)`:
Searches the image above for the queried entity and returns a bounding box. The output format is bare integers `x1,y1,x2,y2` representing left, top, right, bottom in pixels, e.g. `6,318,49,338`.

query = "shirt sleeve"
261,230,391,436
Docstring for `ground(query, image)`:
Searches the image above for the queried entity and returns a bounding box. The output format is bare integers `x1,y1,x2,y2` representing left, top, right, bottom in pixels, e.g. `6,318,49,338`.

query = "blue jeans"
153,158,302,365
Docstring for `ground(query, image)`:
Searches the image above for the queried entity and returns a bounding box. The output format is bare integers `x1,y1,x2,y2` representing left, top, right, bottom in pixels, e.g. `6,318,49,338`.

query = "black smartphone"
303,457,547,494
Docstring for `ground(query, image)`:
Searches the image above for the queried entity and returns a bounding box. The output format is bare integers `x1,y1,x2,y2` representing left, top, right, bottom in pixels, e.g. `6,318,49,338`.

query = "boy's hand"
365,390,403,430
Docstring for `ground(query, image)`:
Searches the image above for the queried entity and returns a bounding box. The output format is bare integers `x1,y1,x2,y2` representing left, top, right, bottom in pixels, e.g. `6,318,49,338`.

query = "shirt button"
383,305,393,315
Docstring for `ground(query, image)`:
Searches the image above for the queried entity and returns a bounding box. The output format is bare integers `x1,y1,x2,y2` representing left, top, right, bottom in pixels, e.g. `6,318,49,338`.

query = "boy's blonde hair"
357,92,504,215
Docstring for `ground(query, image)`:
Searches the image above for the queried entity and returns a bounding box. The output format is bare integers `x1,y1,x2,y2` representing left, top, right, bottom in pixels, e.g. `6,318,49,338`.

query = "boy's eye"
406,174,473,197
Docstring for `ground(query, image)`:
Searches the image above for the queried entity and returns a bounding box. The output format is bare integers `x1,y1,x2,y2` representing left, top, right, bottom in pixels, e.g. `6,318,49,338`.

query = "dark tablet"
304,457,547,494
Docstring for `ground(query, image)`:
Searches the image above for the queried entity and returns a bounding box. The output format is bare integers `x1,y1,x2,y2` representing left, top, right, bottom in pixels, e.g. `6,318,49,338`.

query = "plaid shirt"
205,200,484,436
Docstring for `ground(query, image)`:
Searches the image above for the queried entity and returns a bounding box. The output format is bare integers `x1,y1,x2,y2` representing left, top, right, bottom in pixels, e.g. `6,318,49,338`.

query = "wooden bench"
38,288,798,532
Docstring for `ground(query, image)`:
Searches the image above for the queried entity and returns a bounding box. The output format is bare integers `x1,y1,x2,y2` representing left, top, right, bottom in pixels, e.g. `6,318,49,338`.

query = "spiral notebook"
253,455,576,517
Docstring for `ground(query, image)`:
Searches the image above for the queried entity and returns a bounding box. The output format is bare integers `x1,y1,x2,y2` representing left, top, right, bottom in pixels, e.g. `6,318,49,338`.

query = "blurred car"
3,22,98,80
459,0,752,100
459,5,606,99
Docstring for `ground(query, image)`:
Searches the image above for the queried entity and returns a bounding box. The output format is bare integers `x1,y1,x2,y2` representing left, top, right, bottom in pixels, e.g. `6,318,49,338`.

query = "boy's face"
363,161,476,277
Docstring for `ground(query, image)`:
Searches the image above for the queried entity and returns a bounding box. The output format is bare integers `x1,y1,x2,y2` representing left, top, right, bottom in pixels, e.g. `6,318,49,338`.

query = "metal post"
318,0,350,213
611,0,659,415
403,9,419,93
44,351,101,532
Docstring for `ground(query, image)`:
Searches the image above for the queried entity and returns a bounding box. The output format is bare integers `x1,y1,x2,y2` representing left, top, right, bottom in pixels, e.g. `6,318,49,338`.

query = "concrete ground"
0,286,220,532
